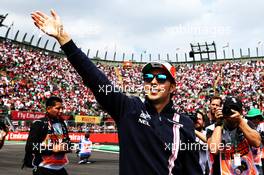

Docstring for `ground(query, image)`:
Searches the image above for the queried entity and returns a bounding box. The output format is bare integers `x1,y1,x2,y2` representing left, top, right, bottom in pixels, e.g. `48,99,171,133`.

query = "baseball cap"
246,108,263,119
142,60,176,83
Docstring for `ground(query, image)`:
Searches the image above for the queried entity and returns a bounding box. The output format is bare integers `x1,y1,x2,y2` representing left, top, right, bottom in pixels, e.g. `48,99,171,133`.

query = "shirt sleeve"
61,40,132,123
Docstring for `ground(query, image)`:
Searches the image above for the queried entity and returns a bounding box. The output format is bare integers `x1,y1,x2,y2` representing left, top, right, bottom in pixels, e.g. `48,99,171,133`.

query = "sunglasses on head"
143,73,168,83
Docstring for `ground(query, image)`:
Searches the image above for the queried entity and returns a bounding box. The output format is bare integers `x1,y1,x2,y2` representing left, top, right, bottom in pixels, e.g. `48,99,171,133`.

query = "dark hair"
209,96,223,106
85,132,90,138
46,96,62,108
196,109,206,121
195,109,207,129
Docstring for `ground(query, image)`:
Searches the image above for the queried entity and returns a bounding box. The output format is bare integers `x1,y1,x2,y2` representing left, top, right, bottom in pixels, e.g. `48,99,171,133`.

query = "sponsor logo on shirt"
138,110,151,127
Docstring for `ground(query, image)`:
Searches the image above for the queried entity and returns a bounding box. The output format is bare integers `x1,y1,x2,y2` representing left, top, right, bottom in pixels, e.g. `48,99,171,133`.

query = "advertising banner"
11,111,45,120
11,111,71,120
5,132,118,143
75,115,101,124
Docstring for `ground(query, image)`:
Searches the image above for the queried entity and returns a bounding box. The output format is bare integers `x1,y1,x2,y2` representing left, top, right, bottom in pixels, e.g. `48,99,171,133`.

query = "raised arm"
239,119,261,147
195,130,207,143
207,125,222,154
31,10,131,122
231,109,261,147
207,107,224,154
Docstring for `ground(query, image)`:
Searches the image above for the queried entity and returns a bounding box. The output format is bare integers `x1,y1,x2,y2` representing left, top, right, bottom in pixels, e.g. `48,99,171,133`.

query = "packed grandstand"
0,37,263,132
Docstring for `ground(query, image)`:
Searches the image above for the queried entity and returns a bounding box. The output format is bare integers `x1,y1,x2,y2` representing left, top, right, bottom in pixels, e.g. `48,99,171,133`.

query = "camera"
186,110,205,123
222,106,234,117
260,131,264,142
222,96,242,117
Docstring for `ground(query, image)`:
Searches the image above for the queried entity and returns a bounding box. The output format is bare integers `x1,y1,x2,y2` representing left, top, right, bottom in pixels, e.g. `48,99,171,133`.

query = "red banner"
6,132,29,141
11,111,72,121
90,133,118,144
11,111,45,120
5,132,118,143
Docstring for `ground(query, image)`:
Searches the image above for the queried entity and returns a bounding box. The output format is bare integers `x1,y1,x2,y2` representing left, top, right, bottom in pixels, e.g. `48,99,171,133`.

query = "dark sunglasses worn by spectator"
143,73,168,84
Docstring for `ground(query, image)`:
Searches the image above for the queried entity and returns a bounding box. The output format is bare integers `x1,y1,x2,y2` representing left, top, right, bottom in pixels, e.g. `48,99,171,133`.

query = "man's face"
210,99,221,115
143,68,175,104
194,113,204,130
224,117,238,129
47,102,63,118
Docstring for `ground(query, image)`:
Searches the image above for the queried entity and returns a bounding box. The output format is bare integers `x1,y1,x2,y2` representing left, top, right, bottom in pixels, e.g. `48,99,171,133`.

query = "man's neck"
47,115,59,122
196,127,203,132
153,98,170,114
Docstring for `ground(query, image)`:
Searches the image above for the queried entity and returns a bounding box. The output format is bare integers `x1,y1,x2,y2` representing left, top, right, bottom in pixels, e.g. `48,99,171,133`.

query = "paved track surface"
0,144,119,175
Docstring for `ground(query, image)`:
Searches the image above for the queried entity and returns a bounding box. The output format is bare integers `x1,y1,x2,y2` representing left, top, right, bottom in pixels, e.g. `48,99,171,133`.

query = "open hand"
31,9,63,37
0,130,7,141
31,9,70,45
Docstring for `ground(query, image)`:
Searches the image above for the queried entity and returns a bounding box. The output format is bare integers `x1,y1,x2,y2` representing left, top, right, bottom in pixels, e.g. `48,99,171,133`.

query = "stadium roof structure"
0,14,8,28
189,42,217,61
0,25,263,64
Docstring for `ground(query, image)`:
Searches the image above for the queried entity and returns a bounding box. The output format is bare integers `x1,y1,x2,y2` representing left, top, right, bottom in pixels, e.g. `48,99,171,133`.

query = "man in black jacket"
0,119,8,149
24,96,70,175
31,10,202,175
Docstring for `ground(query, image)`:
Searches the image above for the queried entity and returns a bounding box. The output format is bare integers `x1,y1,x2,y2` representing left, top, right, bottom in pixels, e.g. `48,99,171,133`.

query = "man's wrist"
215,119,224,127
238,117,245,128
56,26,71,46
57,33,71,46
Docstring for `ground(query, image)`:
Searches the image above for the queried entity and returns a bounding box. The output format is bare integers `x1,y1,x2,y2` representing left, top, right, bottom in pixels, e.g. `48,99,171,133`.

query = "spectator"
23,96,71,175
77,132,92,164
246,108,264,174
207,96,261,175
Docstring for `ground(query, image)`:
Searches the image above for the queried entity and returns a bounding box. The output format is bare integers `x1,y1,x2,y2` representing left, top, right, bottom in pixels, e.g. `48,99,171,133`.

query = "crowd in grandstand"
0,39,263,130
174,61,263,114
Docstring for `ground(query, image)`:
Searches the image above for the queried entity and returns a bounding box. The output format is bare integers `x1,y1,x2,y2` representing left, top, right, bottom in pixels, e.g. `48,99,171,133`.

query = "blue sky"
0,0,264,62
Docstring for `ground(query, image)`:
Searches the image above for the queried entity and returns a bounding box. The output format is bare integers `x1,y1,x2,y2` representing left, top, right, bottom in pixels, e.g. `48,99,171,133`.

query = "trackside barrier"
5,132,118,144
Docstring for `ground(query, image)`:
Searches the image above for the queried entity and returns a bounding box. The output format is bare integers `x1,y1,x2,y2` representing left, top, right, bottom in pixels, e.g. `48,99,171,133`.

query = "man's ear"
46,106,51,112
